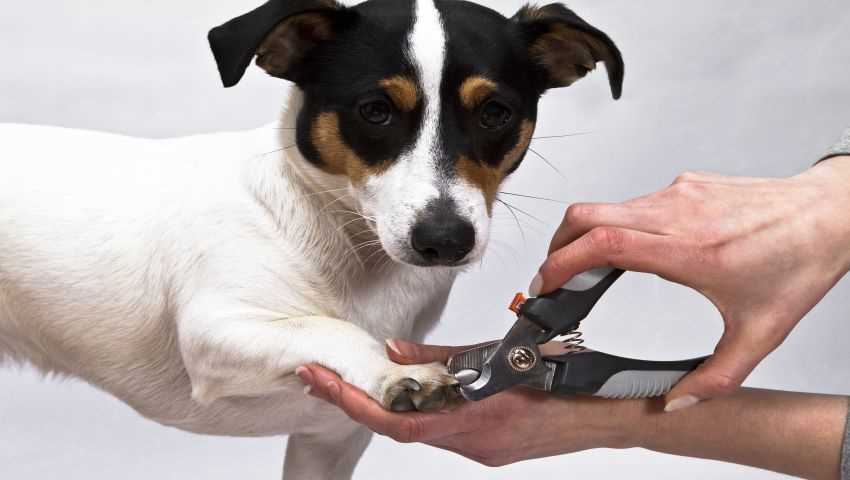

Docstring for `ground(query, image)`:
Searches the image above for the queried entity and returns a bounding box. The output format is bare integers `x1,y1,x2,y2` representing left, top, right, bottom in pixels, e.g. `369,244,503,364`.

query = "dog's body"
0,102,454,476
0,0,622,477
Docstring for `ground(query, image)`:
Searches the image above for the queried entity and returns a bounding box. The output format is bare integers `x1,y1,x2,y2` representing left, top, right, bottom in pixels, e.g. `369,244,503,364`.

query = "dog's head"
209,0,622,267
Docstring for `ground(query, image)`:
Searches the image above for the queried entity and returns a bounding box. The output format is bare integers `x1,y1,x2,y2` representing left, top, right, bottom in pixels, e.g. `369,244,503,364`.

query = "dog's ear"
208,0,355,87
512,3,624,99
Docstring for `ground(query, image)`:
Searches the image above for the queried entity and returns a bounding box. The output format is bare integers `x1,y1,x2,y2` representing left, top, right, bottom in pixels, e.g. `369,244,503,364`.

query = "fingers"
295,364,337,403
385,339,470,365
297,364,471,443
548,202,667,255
664,315,788,411
534,227,681,295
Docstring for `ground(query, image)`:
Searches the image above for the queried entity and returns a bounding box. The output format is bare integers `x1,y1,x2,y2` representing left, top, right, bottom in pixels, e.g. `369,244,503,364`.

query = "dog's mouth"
399,253,474,269
383,246,476,269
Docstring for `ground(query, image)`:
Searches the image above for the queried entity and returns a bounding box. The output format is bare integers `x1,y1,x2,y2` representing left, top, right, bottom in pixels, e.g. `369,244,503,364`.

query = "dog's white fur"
0,93,463,479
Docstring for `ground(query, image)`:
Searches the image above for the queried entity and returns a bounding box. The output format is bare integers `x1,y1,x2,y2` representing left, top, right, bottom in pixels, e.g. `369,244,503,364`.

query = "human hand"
296,340,642,466
533,157,850,411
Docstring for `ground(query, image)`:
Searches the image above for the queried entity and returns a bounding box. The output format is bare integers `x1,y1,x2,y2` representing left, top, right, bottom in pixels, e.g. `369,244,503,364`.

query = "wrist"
809,155,850,201
801,155,850,271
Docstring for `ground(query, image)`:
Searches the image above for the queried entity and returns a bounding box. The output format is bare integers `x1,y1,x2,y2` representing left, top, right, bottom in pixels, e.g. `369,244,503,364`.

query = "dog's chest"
341,265,455,342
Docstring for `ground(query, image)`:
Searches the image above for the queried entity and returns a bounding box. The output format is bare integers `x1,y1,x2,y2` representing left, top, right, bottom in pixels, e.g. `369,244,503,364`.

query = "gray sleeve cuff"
843,398,850,480
821,128,850,163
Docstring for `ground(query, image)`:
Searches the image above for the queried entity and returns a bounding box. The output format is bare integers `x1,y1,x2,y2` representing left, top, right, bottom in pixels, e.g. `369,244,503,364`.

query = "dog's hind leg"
282,422,372,480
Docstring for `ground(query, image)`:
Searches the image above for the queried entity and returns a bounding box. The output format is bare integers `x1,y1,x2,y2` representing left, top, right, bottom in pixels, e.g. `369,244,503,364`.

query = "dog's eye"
479,100,512,130
359,100,392,126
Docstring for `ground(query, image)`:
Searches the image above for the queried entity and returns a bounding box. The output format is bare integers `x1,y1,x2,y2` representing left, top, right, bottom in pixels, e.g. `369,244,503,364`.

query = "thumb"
664,320,779,412
385,339,470,365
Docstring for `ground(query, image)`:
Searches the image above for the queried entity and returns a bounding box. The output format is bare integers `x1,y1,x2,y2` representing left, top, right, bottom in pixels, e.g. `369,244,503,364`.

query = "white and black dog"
0,0,622,477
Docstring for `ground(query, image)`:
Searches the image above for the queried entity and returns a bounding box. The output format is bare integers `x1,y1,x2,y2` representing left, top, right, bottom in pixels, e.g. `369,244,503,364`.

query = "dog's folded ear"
512,3,624,99
208,0,355,87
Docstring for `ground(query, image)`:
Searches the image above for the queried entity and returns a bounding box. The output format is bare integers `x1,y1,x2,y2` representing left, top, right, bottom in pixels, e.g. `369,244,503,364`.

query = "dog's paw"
379,363,461,412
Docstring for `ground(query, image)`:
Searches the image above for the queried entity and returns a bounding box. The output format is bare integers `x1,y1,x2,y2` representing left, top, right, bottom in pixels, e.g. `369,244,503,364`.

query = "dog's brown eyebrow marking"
456,120,535,214
503,120,535,169
458,76,497,110
380,76,419,112
312,112,390,184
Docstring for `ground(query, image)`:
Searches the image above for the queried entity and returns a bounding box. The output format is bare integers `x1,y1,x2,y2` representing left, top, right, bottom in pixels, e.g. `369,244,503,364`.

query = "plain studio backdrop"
2,0,849,478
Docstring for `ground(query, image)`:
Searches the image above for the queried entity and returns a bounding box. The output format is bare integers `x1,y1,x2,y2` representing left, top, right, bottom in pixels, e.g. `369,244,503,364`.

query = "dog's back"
0,124,242,382
0,126,178,379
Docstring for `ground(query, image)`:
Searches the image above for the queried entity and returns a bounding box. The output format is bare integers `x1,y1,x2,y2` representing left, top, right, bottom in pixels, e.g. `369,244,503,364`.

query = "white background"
2,0,849,478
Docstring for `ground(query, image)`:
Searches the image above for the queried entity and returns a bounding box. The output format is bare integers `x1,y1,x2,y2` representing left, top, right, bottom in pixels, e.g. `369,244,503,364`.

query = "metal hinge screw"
508,346,536,372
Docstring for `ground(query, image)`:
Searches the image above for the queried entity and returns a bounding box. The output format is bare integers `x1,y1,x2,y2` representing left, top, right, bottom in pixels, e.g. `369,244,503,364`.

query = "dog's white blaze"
362,0,449,262
360,0,491,264
449,180,491,262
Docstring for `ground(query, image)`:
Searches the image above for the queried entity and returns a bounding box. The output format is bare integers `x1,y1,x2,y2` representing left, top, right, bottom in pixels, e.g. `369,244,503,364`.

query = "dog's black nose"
411,200,475,266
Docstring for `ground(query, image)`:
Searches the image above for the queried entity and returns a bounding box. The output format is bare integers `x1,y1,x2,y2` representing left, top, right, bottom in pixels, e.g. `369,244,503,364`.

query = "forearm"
619,389,848,479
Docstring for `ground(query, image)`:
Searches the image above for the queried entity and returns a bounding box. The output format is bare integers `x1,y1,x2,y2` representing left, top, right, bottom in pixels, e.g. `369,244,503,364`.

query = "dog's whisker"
363,245,390,267
260,144,299,157
327,209,378,223
378,254,397,275
528,147,567,182
350,227,378,239
484,240,519,268
347,249,367,271
499,191,569,204
531,131,594,140
295,187,350,201
374,255,390,274
318,195,349,215
496,198,527,245
489,238,521,259
329,207,375,219
335,215,371,235
337,234,371,270
496,198,550,233
352,241,383,253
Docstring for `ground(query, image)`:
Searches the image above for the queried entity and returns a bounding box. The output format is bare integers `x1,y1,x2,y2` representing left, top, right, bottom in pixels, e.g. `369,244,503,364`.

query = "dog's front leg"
179,304,457,411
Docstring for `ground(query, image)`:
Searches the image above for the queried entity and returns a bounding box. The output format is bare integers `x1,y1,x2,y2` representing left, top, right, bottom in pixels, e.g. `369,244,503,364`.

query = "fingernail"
529,273,543,297
664,394,700,413
302,384,312,395
295,366,313,386
386,339,403,356
327,381,341,403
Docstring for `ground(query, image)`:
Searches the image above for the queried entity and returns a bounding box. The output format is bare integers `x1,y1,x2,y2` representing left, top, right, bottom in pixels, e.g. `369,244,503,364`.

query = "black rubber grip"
547,350,708,397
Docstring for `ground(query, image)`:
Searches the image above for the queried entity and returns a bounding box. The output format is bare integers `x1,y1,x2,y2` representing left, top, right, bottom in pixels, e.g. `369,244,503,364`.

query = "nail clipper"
448,268,708,401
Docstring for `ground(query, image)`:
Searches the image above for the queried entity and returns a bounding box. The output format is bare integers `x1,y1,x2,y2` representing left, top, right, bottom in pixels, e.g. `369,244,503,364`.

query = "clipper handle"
547,350,708,399
520,267,625,342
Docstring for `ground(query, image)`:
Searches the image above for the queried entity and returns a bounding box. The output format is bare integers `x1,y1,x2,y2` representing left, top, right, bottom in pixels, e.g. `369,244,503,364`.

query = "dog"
0,0,622,477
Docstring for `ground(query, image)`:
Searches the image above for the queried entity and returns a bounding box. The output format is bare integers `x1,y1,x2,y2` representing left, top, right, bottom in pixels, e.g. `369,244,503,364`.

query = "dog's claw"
399,378,421,392
412,386,447,411
389,390,417,412
382,363,462,413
